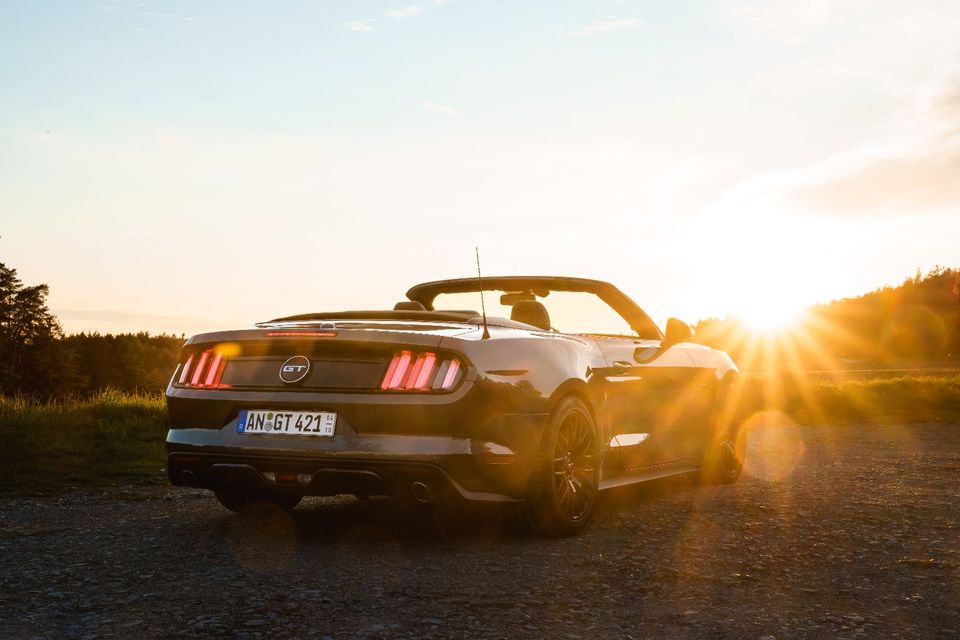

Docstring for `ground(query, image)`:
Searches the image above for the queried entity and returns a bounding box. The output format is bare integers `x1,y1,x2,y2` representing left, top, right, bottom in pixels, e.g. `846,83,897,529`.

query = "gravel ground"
1,422,958,639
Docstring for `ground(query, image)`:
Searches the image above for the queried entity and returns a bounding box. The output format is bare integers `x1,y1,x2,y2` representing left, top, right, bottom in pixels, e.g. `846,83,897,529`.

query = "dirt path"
1,423,958,639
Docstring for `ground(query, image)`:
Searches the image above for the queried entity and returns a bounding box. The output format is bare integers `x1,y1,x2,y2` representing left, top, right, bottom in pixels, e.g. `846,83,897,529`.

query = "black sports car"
166,276,745,536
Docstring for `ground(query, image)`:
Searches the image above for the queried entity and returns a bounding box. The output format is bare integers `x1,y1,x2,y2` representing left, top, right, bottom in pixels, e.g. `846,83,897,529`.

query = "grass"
1,371,958,494
0,390,169,493
740,369,960,425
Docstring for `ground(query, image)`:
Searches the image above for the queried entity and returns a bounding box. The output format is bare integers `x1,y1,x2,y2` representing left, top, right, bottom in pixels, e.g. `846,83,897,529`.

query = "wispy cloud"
386,5,425,19
422,101,462,116
128,8,198,32
147,12,197,22
704,69,960,218
566,18,643,38
344,19,376,32
787,120,960,214
725,0,835,37
353,2,445,31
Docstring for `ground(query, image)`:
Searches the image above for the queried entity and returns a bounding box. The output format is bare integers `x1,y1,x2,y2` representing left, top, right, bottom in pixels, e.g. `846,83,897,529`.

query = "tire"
214,487,302,513
512,396,599,537
699,379,746,485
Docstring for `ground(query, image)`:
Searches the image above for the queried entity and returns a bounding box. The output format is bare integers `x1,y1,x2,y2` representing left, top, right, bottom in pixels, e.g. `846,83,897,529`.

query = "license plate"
236,410,336,437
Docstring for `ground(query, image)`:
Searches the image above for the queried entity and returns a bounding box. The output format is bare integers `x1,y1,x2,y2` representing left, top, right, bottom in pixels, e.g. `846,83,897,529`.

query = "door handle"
613,360,632,368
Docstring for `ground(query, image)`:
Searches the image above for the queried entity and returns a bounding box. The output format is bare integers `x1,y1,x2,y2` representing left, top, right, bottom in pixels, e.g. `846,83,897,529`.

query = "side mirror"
664,317,693,346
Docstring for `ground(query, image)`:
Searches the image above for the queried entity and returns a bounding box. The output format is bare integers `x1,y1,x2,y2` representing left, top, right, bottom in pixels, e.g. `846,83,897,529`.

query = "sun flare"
737,300,807,333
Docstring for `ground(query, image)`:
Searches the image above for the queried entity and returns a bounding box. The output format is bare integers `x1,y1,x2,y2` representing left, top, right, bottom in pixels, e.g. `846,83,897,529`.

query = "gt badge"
279,355,311,384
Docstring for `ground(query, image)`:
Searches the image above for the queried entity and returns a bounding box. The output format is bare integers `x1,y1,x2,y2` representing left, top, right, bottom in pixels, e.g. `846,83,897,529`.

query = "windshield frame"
407,276,663,340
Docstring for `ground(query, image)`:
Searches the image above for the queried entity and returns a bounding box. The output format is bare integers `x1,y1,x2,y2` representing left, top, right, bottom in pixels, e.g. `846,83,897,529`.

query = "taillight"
380,351,462,391
177,354,194,385
176,349,229,388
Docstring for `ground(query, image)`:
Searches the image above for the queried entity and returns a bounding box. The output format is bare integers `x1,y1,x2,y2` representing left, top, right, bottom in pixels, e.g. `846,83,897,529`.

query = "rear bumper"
166,377,551,501
166,405,548,502
166,448,522,502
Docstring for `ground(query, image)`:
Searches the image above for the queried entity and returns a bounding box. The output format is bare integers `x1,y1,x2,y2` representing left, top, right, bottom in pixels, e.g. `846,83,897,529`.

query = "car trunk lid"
172,321,477,392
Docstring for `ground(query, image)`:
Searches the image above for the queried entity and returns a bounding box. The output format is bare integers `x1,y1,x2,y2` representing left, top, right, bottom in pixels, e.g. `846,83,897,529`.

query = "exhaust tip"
410,481,435,503
180,469,199,487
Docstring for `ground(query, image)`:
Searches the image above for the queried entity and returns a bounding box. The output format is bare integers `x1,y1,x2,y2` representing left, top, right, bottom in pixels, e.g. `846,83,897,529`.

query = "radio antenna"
475,246,490,339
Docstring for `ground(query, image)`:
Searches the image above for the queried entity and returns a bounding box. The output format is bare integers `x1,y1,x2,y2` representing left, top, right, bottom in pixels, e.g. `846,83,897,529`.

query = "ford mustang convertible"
166,276,745,536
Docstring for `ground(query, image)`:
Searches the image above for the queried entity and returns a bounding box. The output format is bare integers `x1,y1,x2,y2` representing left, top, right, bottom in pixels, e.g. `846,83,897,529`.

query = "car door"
594,336,699,471
676,343,730,455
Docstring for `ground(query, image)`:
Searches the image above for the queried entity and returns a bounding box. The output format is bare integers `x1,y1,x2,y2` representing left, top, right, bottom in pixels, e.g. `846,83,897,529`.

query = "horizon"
11,263,955,339
3,1,960,336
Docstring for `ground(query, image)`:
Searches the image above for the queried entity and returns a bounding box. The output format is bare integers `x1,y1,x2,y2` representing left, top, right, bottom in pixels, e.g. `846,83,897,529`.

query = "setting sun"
738,299,807,332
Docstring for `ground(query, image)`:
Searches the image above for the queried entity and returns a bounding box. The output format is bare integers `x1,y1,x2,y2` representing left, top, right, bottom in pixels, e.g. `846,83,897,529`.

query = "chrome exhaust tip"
410,481,435,503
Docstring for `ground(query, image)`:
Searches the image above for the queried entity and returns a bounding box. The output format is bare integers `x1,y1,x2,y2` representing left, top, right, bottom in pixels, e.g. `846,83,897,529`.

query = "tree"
0,263,64,394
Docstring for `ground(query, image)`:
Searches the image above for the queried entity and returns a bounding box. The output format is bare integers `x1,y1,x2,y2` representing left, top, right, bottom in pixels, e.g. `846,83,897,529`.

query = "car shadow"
204,474,700,547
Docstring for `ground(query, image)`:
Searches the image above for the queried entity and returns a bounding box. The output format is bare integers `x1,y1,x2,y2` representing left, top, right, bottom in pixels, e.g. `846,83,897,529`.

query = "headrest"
511,300,551,331
394,301,426,311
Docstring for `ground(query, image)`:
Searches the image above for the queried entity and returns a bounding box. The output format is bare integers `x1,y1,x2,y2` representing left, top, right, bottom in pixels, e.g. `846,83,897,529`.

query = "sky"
2,0,959,336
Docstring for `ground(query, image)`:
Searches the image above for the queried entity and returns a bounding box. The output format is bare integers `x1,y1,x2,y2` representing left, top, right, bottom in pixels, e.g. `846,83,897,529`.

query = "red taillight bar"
406,354,427,389
203,352,223,387
384,351,413,389
412,352,436,389
190,351,210,386
381,353,403,389
441,358,460,389
177,354,194,385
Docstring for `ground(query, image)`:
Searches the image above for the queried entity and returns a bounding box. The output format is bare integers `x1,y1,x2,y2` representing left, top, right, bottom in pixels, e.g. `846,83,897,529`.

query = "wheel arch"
546,378,599,422
543,379,607,461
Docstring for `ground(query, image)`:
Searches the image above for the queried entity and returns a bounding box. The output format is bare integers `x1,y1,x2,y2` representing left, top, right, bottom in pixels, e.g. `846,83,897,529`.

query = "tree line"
2,261,959,398
695,266,960,368
0,263,183,397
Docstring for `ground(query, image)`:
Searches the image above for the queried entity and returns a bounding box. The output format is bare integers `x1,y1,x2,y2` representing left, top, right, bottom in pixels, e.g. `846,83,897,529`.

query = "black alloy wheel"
700,379,745,485
513,396,599,537
551,408,598,522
